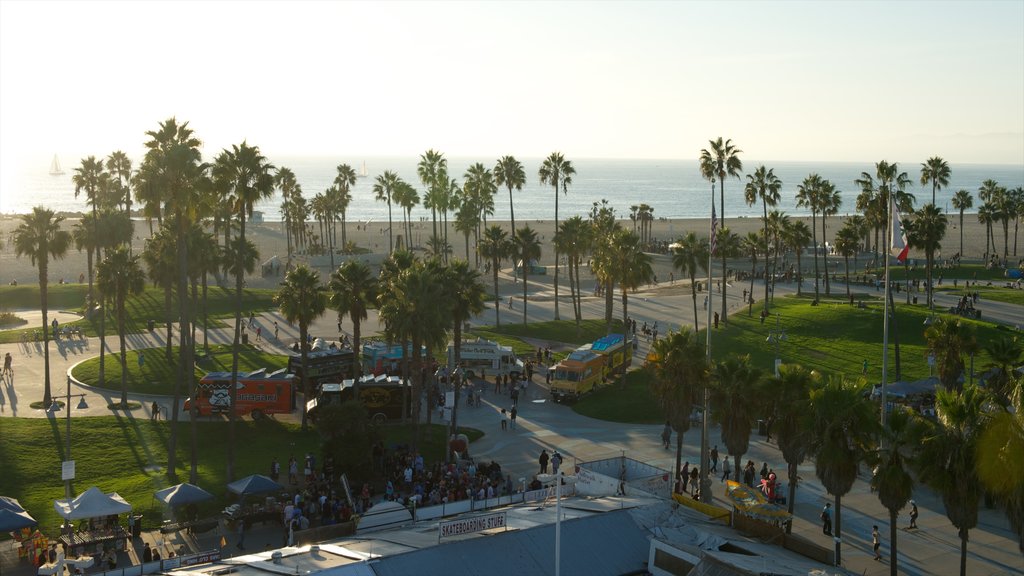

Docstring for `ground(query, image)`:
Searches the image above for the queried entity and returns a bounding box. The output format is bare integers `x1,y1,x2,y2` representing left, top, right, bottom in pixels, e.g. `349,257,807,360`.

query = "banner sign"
439,512,506,539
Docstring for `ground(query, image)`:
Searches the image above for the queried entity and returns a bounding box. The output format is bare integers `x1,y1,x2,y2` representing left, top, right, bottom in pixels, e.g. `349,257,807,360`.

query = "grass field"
71,345,290,395
469,318,628,362
0,417,482,536
0,285,278,344
572,370,662,424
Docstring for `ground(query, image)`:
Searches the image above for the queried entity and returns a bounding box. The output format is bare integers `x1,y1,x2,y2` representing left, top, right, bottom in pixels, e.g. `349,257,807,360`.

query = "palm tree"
797,174,823,301
494,155,526,234
334,164,357,250
672,232,709,332
72,216,105,383
782,220,812,296
96,247,145,407
418,150,447,242
765,210,789,304
395,180,420,249
142,224,177,363
72,156,109,307
834,223,859,301
588,202,620,328
608,229,653,378
745,166,782,310
710,356,764,482
374,170,400,254
554,216,592,325
275,265,327,432
924,316,977,392
276,167,299,265
916,384,991,576
329,260,378,387
700,138,741,317
742,231,761,314
444,260,487,431
808,376,878,565
871,408,920,576
769,365,816,530
13,207,71,407
921,156,951,206
647,329,708,491
951,189,973,259
982,336,1022,404
818,180,843,295
454,199,481,262
538,152,575,321
907,204,947,308
512,225,541,325
715,227,741,324
977,377,1024,555
105,151,133,231
478,226,511,327
213,141,275,482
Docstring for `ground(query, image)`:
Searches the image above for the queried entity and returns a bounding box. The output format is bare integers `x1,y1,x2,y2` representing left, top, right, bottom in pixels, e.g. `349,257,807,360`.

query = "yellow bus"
550,348,607,403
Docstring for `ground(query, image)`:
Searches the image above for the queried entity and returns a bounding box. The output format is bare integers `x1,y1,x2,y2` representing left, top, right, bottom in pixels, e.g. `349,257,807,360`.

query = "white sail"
49,154,65,176
360,160,368,178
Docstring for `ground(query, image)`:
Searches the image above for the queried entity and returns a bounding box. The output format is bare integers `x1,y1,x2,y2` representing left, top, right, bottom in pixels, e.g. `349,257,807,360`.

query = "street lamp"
52,376,88,508
536,471,577,576
766,313,787,376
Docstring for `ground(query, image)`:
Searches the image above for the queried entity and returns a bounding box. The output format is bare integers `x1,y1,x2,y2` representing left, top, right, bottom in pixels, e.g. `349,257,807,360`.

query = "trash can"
147,319,155,331
242,333,249,344
757,419,768,436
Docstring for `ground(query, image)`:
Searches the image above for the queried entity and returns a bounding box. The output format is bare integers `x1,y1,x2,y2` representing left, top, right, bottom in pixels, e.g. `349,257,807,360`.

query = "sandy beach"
0,213,1002,292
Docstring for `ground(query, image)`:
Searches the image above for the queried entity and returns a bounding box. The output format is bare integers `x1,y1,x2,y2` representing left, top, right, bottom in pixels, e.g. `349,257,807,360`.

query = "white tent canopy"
54,486,132,520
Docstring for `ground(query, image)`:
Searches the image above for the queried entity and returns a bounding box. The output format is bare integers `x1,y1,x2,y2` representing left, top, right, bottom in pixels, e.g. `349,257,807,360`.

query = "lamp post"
767,313,786,376
537,471,577,576
53,376,88,506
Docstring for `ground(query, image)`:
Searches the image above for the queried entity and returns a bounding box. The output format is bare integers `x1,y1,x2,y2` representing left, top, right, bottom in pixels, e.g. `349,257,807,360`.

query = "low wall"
670,493,731,525
782,532,834,566
295,521,356,546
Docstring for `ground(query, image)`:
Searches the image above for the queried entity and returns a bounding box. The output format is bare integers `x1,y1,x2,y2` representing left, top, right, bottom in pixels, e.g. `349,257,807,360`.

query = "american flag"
710,199,718,255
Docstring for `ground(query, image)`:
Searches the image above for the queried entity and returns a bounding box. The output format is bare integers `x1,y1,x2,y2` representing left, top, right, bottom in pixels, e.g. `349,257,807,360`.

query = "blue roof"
591,334,625,352
567,349,600,363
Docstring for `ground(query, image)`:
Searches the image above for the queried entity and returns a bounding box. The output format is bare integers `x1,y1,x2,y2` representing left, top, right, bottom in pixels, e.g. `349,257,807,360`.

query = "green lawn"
867,262,1018,282
934,284,1024,306
71,345,289,395
0,417,482,537
0,285,278,344
572,370,662,424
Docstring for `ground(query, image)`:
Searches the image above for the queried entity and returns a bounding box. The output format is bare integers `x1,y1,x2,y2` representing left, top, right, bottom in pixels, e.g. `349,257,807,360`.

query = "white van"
447,338,524,380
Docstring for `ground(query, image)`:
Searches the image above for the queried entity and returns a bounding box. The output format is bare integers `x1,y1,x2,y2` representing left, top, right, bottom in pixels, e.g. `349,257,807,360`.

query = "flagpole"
881,195,892,428
701,177,715,504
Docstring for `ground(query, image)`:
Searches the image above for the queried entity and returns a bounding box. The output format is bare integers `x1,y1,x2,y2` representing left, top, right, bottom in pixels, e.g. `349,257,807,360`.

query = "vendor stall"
53,487,132,558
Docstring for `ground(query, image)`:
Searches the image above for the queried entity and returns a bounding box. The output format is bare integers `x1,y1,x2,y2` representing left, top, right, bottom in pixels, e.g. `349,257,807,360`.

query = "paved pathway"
1,272,1022,575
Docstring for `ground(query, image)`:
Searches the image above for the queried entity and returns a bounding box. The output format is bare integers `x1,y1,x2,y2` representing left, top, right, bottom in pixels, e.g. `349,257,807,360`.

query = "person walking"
3,351,13,377
551,451,563,475
661,421,672,449
872,525,881,560
510,405,518,430
539,449,549,474
821,503,833,536
710,446,719,473
256,326,262,342
909,500,919,529
236,517,246,550
274,321,280,340
721,456,731,482
151,401,160,420
501,409,508,431
680,462,690,494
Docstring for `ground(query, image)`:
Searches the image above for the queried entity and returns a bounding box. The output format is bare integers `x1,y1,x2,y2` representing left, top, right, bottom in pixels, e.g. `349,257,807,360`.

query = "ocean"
4,156,1023,224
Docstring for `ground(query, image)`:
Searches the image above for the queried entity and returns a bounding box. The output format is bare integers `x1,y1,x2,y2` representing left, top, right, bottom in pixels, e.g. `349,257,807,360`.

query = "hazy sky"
1,0,1022,172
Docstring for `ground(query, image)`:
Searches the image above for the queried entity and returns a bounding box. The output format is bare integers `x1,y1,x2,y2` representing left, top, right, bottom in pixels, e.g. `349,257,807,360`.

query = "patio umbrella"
0,496,37,532
154,483,214,506
227,474,284,496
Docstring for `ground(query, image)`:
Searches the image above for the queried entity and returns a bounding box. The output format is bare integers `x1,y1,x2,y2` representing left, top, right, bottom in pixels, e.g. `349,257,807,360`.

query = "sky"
1,0,1022,179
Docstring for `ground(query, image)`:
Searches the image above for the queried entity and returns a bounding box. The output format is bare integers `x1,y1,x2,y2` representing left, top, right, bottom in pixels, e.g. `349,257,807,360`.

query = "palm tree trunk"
388,202,394,254
823,217,831,295
508,185,516,238
844,257,851,300
888,287,902,380
749,259,756,315
812,213,820,302
493,263,501,328
40,267,52,406
796,252,803,296
98,298,106,388
959,527,968,576
202,272,209,353
227,219,246,481
605,279,614,331
164,285,173,362
522,270,529,325
959,212,964,259
785,462,798,533
835,494,843,565
720,251,728,324
554,185,560,321
763,202,770,311
889,508,899,576
691,283,700,332
118,303,128,405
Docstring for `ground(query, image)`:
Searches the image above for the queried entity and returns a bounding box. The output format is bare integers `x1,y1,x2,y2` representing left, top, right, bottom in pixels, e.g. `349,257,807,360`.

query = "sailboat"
49,154,65,176
359,160,368,178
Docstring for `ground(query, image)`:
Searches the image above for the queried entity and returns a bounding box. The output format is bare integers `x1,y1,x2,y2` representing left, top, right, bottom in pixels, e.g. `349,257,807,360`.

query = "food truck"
361,341,423,376
447,338,524,380
186,368,295,419
549,348,607,403
288,345,356,388
306,374,410,424
587,333,633,378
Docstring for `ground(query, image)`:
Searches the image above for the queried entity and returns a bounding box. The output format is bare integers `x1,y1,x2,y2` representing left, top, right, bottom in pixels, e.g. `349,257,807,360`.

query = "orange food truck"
186,368,295,419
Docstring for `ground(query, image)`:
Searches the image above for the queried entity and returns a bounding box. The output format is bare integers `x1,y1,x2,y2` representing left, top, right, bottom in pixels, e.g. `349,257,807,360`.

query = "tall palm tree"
672,232,709,332
142,224,177,362
906,204,947,308
715,227,741,324
796,174,823,301
742,231,761,314
334,164,357,250
478,225,511,327
329,260,378,387
608,229,653,379
554,216,592,325
588,202,620,328
924,316,977,392
275,167,299,266
647,329,708,491
275,265,327,432
72,216,104,382
981,336,1022,404
808,376,878,565
977,377,1024,555
96,247,145,407
495,155,526,234
710,356,764,482
13,207,71,407
921,156,951,206
418,150,447,242
454,196,481,263
769,365,816,530
72,156,109,307
445,260,487,431
395,180,420,249
745,166,782,310
916,385,991,576
834,223,860,301
818,180,843,296
782,220,812,296
765,210,789,304
871,408,920,576
538,152,575,321
142,117,208,483
374,170,400,254
106,151,133,231
213,141,275,482
512,225,541,325
700,138,741,317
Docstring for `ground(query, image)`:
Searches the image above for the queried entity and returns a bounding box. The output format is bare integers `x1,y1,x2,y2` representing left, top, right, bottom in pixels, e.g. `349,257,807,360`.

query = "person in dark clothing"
539,449,549,474
821,503,833,535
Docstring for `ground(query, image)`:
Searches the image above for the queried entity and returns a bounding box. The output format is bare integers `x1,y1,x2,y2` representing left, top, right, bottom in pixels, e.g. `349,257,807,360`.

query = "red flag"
891,198,909,263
